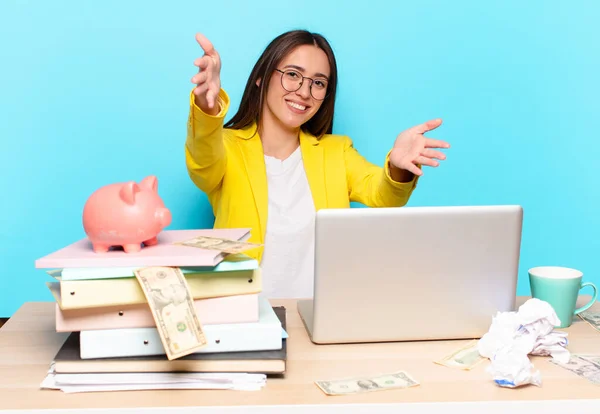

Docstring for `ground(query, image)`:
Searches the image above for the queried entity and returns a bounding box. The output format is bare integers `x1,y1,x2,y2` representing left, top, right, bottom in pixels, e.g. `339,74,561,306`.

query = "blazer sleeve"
343,136,419,207
185,88,230,195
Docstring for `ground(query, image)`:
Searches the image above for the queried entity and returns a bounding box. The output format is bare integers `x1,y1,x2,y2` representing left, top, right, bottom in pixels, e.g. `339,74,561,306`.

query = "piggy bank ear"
119,182,141,205
140,175,158,192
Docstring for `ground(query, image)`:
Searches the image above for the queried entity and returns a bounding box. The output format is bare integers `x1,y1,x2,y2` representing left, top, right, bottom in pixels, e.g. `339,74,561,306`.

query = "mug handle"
574,282,599,315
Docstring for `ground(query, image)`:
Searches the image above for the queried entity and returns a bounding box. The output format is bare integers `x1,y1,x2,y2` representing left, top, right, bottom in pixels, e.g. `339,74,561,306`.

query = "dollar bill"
578,311,600,333
315,371,419,396
550,355,600,385
175,235,262,254
134,266,207,360
434,340,486,370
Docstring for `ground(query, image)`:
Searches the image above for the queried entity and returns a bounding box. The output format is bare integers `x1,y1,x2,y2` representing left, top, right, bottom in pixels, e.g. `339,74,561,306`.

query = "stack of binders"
34,228,287,381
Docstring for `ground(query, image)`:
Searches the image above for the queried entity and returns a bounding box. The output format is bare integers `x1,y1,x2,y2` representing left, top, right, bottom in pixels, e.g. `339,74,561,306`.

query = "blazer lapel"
236,125,268,239
300,131,327,210
235,124,328,241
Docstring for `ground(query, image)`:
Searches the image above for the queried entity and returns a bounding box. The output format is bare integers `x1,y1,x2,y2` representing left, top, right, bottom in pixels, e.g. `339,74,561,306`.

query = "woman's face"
262,44,330,132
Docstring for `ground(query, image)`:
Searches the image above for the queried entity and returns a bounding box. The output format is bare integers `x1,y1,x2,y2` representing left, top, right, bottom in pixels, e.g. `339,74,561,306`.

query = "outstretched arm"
345,118,450,207
185,33,228,195
345,139,418,207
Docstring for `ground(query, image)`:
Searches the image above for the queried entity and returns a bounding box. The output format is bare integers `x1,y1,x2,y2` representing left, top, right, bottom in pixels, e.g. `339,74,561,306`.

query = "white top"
259,146,316,299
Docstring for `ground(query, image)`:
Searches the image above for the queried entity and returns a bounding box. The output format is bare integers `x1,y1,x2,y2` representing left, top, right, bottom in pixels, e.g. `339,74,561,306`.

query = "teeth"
287,101,306,111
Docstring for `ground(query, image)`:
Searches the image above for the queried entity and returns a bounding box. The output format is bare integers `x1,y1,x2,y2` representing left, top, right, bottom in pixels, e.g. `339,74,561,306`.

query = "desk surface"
0,297,599,413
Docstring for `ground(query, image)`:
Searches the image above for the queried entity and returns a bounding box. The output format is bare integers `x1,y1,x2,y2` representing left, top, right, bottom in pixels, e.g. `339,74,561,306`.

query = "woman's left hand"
389,118,450,177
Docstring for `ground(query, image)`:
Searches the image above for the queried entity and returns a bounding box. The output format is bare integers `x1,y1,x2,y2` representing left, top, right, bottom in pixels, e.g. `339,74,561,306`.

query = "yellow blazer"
185,89,419,261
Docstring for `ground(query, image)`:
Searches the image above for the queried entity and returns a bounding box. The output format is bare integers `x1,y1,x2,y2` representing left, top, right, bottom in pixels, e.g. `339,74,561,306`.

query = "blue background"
1,0,598,316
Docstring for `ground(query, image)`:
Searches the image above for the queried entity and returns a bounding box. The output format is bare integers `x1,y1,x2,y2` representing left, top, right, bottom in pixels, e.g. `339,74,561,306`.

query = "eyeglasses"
275,69,329,101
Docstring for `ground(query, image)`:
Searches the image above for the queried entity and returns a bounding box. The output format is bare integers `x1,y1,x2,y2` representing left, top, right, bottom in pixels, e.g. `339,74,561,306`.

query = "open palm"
191,33,222,110
389,119,450,176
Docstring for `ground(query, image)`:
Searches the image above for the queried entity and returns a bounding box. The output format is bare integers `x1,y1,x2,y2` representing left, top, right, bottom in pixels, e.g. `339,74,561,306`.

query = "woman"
185,30,450,298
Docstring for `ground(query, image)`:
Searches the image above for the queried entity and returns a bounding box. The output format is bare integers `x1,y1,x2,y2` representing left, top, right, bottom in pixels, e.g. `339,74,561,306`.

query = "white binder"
79,297,283,359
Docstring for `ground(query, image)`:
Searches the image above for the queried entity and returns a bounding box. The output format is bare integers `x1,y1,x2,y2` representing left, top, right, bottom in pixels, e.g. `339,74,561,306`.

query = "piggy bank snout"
156,207,172,228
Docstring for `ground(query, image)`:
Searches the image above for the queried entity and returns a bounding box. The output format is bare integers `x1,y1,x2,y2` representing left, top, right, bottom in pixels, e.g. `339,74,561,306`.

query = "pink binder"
55,293,260,332
35,228,251,268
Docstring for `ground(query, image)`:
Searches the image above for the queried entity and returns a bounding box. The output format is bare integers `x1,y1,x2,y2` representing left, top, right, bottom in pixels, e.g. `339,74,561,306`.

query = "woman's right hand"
191,33,222,115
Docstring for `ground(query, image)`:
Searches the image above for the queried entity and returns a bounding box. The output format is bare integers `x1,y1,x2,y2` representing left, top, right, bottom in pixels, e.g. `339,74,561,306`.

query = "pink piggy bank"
82,175,172,253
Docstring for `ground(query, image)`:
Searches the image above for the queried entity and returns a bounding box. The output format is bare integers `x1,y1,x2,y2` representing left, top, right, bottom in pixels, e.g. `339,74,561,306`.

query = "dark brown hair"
224,30,338,138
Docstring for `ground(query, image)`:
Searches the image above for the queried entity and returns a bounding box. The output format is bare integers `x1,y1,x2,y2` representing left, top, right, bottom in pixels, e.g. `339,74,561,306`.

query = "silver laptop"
298,205,523,344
